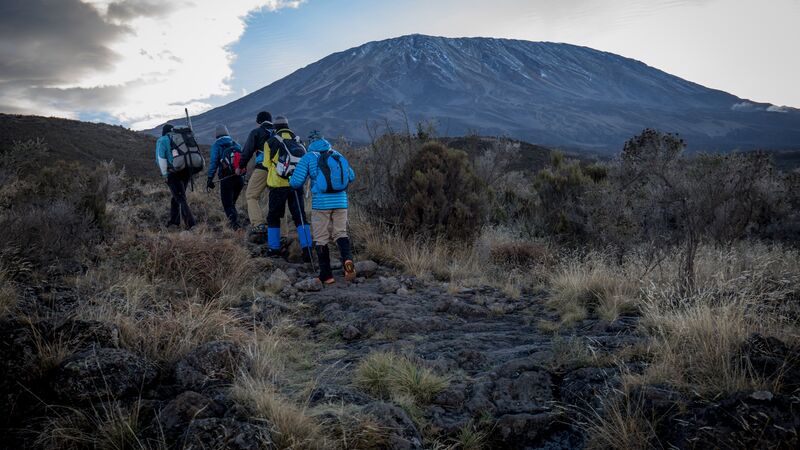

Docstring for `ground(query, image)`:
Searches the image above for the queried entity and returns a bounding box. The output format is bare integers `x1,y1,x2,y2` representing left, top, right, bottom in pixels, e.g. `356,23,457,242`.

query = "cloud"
0,0,303,128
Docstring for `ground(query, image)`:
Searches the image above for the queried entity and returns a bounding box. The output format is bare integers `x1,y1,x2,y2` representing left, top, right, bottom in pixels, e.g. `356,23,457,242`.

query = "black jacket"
239,122,273,170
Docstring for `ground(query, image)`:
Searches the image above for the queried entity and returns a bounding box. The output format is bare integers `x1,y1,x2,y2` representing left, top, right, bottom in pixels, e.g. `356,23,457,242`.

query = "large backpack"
315,150,351,193
270,130,306,179
218,141,242,176
168,126,205,175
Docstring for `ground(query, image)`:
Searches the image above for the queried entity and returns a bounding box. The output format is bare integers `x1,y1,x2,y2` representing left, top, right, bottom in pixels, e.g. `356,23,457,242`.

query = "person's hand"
206,178,215,191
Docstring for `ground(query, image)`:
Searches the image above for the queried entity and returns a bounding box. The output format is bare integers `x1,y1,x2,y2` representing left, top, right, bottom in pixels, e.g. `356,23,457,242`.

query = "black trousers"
167,171,196,229
266,187,307,228
220,175,244,229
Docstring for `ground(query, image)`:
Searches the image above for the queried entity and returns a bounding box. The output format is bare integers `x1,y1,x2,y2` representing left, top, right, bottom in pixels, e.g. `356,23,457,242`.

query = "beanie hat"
256,111,272,125
274,116,289,129
161,123,174,136
215,124,229,138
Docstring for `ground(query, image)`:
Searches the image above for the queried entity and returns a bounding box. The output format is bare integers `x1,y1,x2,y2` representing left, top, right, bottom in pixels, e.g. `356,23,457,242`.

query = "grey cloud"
106,0,171,21
0,0,127,85
0,80,127,116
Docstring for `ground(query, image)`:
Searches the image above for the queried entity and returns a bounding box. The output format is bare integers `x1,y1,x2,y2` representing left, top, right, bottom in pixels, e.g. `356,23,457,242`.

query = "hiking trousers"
220,175,244,229
311,209,348,245
267,187,308,228
167,171,196,229
245,168,268,227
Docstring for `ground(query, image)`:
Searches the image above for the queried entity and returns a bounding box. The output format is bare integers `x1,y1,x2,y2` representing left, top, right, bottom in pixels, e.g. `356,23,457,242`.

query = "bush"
395,142,487,240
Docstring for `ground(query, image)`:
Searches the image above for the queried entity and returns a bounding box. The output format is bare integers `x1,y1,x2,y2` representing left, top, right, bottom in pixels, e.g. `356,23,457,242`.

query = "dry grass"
355,351,449,406
312,404,389,450
545,257,638,327
231,375,325,450
74,273,249,364
139,229,254,301
0,271,16,317
583,390,661,450
37,401,166,450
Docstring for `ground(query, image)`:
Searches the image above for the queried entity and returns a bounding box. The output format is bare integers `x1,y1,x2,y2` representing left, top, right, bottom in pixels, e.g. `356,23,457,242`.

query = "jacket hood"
308,139,331,152
215,135,234,145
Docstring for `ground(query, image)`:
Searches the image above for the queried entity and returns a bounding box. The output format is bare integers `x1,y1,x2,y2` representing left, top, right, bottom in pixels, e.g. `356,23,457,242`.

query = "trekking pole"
293,188,316,273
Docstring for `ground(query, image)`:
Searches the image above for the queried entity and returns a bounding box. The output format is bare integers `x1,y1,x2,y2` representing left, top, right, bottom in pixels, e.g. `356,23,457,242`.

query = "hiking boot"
301,248,313,264
343,259,357,282
316,245,333,283
266,248,283,259
250,223,268,234
319,277,336,285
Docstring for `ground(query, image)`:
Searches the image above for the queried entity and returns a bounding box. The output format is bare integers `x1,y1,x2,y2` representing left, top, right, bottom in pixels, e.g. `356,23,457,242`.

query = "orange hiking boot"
319,277,336,285
343,260,357,282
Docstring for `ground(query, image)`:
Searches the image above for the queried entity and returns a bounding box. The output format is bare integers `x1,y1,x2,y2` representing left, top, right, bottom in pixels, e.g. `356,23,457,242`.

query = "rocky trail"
242,248,647,449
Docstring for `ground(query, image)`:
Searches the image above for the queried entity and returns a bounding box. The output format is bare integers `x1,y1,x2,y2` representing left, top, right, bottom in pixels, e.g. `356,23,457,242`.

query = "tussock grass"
74,274,248,364
312,404,388,450
546,258,638,327
355,351,449,406
36,401,166,450
0,271,16,317
583,390,661,450
231,375,325,450
140,230,254,301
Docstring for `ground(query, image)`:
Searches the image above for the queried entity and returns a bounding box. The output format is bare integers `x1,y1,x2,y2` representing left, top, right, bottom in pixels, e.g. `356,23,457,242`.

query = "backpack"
270,130,306,179
315,150,351,193
219,141,242,176
168,126,205,175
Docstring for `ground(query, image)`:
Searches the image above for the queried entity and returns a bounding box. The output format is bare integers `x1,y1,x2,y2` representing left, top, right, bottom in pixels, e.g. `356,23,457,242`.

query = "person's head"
256,111,272,125
161,123,174,136
307,130,322,143
215,124,229,139
274,116,289,130
308,138,331,153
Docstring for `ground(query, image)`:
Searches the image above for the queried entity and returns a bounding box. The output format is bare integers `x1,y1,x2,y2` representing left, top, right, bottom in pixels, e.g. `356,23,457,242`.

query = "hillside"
0,114,156,178
152,34,800,152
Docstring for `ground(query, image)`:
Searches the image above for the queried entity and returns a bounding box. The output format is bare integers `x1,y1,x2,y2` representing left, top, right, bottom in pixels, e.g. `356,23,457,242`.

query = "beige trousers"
245,168,268,227
311,209,348,245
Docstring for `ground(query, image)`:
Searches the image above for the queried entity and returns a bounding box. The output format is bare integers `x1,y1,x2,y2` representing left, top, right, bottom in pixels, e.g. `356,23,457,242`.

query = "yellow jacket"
265,129,293,188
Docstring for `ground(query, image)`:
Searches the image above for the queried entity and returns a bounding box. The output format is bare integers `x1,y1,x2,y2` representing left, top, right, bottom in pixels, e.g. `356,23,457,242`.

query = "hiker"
238,111,274,236
264,116,313,261
289,136,356,283
206,124,244,230
156,123,196,229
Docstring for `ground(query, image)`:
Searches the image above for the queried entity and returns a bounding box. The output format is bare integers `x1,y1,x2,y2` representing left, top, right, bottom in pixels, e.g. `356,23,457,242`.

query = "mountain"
1,113,156,177
153,34,800,152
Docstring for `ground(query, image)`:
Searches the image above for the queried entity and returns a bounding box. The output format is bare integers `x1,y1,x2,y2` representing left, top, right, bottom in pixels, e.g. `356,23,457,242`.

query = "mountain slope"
1,114,156,177
160,34,800,152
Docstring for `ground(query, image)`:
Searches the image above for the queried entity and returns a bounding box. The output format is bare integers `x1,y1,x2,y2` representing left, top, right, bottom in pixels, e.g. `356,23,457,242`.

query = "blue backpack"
315,150,351,193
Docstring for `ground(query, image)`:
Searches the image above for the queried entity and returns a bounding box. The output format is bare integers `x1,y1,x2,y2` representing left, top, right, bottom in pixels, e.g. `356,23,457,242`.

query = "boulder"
490,358,553,414
159,391,225,435
52,319,120,350
560,367,621,411
264,269,290,293
341,324,362,341
294,277,323,292
363,402,423,450
181,417,272,450
493,412,562,449
53,348,157,402
175,341,247,392
354,260,379,278
378,277,401,295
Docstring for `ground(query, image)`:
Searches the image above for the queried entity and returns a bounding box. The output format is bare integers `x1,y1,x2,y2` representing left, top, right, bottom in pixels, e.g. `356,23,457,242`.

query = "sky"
0,0,798,130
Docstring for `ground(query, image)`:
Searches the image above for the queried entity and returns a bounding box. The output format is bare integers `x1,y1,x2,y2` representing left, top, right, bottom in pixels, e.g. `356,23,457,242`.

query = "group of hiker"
154,111,357,284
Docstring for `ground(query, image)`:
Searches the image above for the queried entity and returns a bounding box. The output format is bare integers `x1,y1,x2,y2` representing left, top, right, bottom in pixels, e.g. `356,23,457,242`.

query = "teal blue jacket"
155,135,173,177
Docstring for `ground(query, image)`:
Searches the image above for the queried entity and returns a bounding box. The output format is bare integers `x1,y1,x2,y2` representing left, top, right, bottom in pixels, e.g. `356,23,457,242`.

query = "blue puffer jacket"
208,135,240,179
289,139,355,210
155,135,173,177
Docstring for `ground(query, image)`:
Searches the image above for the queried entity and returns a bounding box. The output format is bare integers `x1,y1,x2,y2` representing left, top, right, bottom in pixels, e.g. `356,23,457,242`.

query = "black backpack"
219,141,242,176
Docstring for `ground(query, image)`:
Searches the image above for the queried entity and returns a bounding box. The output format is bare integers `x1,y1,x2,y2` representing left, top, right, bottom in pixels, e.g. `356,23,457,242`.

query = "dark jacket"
239,123,273,170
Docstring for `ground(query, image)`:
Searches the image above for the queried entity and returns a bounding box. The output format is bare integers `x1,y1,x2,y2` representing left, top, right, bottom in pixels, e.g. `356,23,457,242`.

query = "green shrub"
396,142,487,240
